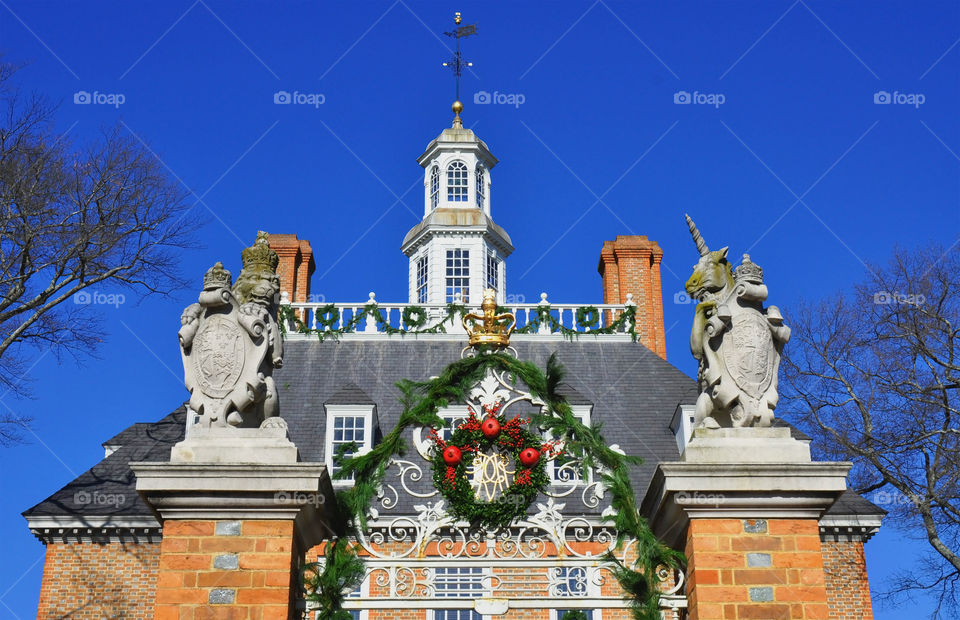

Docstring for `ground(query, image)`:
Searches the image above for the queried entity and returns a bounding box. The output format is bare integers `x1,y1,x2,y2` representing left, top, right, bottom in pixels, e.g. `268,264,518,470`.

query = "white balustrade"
283,292,636,337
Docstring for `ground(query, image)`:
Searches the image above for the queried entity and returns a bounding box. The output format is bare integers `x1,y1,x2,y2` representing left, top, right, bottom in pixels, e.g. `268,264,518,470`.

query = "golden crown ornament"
462,289,516,348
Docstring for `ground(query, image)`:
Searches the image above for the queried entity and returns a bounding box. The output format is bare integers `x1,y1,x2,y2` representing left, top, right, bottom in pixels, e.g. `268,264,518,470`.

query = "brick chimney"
598,235,666,359
268,234,315,303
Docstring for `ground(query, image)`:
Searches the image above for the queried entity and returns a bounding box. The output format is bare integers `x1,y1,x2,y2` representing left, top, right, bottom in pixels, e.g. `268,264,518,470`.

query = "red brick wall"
685,518,829,620
598,235,667,359
822,540,873,619
37,541,160,620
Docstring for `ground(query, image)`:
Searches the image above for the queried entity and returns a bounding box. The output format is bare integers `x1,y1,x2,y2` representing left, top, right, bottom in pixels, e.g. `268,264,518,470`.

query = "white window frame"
475,164,485,208
551,609,601,620
428,566,490,620
485,248,498,293
548,405,594,485
446,160,469,203
430,165,440,210
416,254,430,304
445,248,470,303
324,405,374,485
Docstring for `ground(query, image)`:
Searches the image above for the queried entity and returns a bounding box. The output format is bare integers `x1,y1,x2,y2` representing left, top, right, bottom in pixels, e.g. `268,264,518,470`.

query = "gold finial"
462,289,516,348
455,11,462,25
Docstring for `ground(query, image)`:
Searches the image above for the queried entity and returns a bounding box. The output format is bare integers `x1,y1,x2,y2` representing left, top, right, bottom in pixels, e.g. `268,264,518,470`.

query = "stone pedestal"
132,425,332,620
642,427,851,620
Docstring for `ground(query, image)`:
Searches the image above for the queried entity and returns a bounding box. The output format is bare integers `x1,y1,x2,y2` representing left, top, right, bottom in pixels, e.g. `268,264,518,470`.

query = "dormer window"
447,161,468,202
476,165,485,208
324,401,375,484
430,166,440,210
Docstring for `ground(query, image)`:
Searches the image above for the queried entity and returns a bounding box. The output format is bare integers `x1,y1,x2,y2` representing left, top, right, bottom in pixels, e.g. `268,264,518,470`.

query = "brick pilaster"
685,518,829,620
154,519,297,620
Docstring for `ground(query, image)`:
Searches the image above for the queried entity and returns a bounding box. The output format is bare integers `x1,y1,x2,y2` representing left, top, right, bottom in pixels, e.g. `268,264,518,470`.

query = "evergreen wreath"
575,305,600,329
305,352,684,620
317,304,340,329
402,305,429,329
427,402,559,529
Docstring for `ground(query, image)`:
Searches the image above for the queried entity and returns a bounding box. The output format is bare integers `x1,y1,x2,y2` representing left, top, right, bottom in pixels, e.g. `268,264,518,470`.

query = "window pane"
447,161,468,202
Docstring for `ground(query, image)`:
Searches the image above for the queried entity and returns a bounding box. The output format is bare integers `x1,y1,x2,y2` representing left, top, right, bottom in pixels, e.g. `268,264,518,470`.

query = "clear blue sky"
0,2,957,618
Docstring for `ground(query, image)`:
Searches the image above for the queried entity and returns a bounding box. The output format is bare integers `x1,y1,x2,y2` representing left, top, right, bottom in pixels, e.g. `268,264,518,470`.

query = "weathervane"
442,11,477,127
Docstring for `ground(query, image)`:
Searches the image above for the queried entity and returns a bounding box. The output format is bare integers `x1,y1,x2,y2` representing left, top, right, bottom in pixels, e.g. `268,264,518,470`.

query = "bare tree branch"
781,242,960,616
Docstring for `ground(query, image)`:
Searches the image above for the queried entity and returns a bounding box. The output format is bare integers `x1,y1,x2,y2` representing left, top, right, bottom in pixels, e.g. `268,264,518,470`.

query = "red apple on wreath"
481,417,501,439
519,447,541,467
442,445,462,466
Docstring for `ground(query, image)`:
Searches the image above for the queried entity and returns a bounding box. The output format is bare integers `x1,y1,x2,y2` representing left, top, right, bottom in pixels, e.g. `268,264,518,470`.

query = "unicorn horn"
685,214,710,257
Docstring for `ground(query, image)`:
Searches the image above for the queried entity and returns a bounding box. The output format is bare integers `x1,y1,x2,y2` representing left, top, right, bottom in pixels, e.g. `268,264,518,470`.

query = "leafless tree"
0,61,194,442
781,243,960,616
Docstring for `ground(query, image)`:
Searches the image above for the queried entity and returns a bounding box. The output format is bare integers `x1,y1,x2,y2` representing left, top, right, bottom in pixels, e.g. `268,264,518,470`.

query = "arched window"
476,165,485,208
447,161,468,202
429,166,439,210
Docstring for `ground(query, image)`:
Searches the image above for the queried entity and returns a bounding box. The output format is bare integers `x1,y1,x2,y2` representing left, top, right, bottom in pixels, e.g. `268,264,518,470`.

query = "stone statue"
683,215,791,428
178,231,284,428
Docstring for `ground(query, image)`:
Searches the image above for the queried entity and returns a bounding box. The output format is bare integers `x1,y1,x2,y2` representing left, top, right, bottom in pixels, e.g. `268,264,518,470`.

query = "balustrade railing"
282,292,637,337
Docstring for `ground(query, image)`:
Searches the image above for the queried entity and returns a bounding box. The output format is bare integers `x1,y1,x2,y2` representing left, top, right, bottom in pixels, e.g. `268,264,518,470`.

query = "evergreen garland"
308,352,683,620
278,303,638,341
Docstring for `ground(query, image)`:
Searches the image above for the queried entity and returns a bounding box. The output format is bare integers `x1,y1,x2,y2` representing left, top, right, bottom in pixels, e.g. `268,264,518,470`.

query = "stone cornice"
25,515,162,544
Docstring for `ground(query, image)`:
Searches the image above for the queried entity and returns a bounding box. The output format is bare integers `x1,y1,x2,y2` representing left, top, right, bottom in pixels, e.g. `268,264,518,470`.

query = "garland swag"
279,303,638,342
303,352,683,620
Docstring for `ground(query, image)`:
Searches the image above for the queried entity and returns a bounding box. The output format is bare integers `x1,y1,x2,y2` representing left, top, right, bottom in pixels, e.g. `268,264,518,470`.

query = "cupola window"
447,161,468,202
430,166,440,210
475,165,485,208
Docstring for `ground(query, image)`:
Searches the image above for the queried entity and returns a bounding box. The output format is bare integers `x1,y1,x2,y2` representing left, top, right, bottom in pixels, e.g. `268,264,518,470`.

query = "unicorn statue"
683,215,791,428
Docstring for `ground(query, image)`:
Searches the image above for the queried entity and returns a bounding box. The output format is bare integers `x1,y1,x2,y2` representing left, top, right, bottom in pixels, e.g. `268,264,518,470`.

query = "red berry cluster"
514,469,532,486
445,465,457,488
497,416,528,450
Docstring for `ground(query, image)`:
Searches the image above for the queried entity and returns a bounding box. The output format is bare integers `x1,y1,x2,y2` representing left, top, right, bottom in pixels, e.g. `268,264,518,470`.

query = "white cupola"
401,104,513,306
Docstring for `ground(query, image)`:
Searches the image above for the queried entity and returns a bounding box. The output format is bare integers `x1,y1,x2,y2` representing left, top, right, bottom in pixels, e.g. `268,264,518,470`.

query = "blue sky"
0,1,957,617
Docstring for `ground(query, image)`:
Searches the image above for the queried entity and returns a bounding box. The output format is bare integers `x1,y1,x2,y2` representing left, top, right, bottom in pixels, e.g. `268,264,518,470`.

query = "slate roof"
22,336,875,526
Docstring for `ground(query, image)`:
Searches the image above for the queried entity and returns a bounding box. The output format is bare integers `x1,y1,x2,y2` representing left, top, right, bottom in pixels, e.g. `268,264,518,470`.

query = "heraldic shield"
722,311,775,401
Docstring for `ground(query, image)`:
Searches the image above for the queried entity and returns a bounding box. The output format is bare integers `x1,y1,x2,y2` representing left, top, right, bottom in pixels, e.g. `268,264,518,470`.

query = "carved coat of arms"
178,232,284,428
